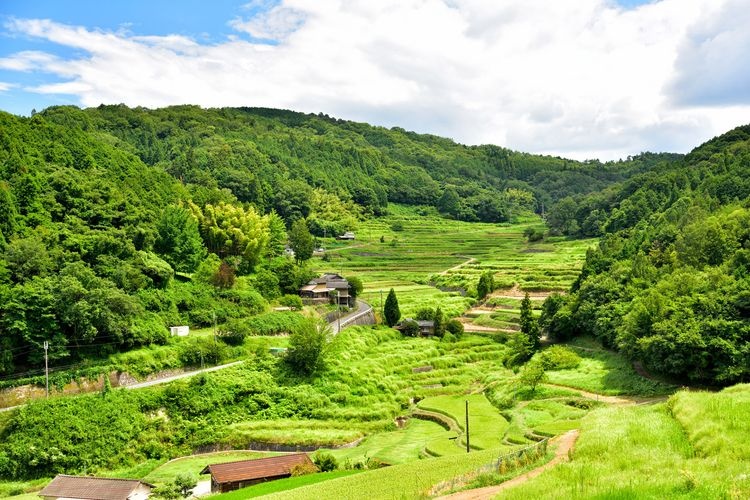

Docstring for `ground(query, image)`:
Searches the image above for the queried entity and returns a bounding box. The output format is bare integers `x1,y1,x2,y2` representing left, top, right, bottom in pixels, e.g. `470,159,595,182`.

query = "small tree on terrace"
476,272,495,300
285,317,331,376
518,360,547,394
520,292,541,350
384,288,401,327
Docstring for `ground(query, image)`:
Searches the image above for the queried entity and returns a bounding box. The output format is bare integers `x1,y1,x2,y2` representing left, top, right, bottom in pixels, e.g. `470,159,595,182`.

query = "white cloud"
2,0,749,160
667,0,750,107
0,82,14,92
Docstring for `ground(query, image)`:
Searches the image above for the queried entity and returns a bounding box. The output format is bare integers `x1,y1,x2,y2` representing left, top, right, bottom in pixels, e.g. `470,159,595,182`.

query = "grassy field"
263,447,504,500
501,386,750,499
417,394,509,451
669,384,750,460
545,338,676,396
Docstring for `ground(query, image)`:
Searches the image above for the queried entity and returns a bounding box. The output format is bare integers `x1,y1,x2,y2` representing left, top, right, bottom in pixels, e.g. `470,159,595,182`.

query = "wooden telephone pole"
465,400,470,453
44,341,49,398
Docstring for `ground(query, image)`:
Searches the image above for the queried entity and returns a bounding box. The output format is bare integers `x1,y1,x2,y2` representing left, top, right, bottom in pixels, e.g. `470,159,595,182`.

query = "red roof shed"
200,453,314,493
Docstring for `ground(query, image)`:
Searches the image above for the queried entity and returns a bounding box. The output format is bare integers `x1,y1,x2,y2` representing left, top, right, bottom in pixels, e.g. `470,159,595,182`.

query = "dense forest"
0,104,670,380
544,125,750,385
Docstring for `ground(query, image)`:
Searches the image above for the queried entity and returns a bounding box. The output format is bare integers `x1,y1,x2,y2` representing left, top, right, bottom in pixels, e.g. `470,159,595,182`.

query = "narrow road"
331,299,373,334
123,360,245,389
0,360,247,413
2,303,372,413
438,430,580,500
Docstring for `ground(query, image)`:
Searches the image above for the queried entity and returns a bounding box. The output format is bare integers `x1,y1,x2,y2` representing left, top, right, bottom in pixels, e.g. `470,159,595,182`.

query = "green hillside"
545,124,750,385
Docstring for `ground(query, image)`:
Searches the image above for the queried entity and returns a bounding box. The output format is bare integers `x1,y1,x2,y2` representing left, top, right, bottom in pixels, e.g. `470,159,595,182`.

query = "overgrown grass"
544,339,675,396
669,384,750,459
263,447,503,500
503,400,750,498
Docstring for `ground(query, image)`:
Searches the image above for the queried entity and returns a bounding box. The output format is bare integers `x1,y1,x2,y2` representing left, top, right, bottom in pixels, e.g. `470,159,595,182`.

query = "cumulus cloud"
1,0,749,160
667,0,750,107
230,2,306,41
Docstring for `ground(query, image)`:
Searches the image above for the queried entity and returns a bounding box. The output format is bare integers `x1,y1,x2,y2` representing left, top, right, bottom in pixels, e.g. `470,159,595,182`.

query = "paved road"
1,304,374,412
331,299,373,334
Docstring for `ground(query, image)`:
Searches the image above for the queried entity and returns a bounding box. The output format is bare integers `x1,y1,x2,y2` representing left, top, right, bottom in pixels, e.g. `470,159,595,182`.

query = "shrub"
218,318,252,345
279,294,304,310
390,222,404,232
400,319,420,337
313,451,339,472
538,345,581,370
286,317,331,376
446,319,464,338
291,462,318,476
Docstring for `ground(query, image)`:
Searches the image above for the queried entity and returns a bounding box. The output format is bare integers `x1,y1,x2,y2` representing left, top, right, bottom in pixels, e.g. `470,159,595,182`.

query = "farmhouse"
299,273,353,306
38,475,153,500
395,318,435,336
200,454,314,493
336,231,355,240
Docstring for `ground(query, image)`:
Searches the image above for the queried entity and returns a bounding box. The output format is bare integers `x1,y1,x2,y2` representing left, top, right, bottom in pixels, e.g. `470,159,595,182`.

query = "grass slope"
263,448,502,500
503,388,750,498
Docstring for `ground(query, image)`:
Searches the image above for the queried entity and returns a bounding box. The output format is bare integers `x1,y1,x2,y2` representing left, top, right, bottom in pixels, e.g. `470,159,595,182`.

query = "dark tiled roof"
39,475,151,500
200,453,313,484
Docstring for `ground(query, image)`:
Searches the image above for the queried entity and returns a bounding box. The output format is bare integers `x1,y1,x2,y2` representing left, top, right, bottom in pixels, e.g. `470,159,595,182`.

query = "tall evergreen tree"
433,306,445,337
384,288,401,327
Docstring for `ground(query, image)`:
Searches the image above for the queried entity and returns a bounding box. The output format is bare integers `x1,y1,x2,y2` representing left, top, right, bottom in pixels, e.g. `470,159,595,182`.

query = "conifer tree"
384,288,401,327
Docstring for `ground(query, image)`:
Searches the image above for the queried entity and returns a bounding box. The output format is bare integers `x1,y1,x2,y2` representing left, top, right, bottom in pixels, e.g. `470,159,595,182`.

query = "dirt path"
543,383,668,406
440,256,477,276
438,430,580,500
489,284,559,300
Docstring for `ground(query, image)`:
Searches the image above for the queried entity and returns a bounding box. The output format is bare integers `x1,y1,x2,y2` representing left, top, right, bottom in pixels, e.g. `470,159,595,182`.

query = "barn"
38,475,153,500
200,453,314,493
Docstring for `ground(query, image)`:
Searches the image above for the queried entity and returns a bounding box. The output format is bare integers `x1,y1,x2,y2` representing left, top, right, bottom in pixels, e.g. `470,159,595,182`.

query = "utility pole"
465,400,470,453
44,341,49,398
212,311,217,364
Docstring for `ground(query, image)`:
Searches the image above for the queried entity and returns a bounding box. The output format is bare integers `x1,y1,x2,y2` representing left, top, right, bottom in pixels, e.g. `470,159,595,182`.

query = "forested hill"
544,124,750,385
0,103,674,378
39,105,676,223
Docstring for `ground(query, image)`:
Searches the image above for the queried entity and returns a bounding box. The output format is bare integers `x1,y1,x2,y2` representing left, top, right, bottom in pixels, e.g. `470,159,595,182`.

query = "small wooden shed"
38,475,153,500
200,453,314,493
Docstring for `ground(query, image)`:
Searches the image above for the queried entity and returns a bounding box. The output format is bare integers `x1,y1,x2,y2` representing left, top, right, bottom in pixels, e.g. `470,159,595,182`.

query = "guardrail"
429,438,549,496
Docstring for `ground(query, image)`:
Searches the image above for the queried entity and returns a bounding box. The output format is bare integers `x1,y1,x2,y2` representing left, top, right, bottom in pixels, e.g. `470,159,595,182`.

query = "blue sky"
0,0,747,160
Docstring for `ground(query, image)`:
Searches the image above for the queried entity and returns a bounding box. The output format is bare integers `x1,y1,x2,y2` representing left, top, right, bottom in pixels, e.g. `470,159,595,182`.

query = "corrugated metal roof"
39,475,151,500
200,453,313,483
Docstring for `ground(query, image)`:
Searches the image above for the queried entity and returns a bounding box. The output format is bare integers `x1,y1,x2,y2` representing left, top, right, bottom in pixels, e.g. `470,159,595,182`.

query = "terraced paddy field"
310,205,594,324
